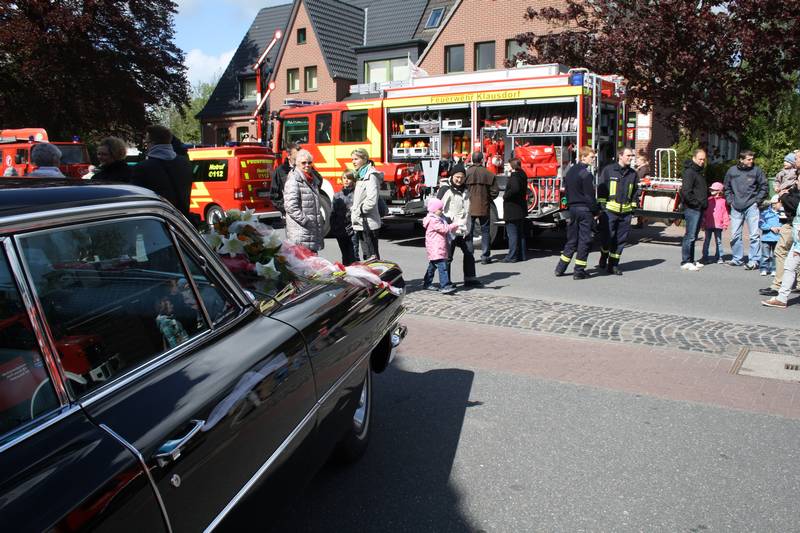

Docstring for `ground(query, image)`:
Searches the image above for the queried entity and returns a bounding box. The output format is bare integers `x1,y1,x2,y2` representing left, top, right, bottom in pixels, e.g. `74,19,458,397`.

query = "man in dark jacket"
132,125,193,219
596,147,638,275
724,149,768,268
270,144,298,215
680,149,708,271
465,152,499,264
556,146,599,279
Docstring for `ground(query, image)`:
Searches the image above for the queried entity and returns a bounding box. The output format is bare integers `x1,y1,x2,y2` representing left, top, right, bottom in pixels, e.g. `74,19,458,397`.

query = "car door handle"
155,419,205,466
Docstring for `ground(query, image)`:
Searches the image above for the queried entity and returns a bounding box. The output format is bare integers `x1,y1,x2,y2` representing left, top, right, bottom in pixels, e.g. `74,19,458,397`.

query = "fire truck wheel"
205,205,225,225
319,193,332,237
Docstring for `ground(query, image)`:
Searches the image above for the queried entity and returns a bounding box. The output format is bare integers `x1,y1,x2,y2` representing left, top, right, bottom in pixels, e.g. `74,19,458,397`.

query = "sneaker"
694,262,704,269
744,262,758,270
440,285,456,294
480,257,492,265
761,297,787,308
423,284,438,291
681,263,699,271
716,258,724,264
760,270,768,276
726,260,744,267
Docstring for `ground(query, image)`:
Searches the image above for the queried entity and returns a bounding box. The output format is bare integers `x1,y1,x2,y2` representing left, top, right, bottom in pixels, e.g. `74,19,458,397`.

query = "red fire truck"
0,128,91,178
273,64,627,241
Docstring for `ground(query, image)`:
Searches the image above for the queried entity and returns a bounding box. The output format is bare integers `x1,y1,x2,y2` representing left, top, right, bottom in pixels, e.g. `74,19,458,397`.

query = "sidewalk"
398,315,800,420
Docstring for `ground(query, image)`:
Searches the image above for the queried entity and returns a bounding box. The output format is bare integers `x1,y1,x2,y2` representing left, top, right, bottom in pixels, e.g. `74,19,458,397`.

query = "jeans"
729,203,761,265
336,232,358,265
702,228,723,261
505,220,527,261
681,208,702,264
469,215,491,259
423,259,451,289
760,241,777,272
777,250,800,303
358,228,379,260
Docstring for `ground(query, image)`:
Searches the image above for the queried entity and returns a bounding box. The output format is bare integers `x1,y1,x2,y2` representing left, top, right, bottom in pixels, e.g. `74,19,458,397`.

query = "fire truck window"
341,110,368,143
283,118,309,147
0,249,59,440
315,114,332,144
18,218,210,398
58,145,88,165
15,149,27,165
192,159,228,182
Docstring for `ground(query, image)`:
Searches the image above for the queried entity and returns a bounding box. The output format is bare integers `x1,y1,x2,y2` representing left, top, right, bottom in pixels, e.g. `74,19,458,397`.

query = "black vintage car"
0,180,405,531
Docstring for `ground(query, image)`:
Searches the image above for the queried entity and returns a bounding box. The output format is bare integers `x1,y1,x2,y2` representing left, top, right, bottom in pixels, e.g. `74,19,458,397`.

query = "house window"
364,58,409,83
445,45,464,73
287,68,300,94
475,41,495,71
506,39,527,64
425,7,445,29
239,77,257,100
236,126,250,142
304,66,318,92
297,28,306,44
340,110,368,142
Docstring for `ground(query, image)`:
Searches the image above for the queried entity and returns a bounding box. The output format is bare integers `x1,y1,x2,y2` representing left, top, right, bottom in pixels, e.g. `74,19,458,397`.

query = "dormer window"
425,8,445,29
239,77,257,100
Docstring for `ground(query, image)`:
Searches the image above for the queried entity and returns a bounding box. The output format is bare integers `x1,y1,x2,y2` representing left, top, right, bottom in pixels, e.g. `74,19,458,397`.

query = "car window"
177,242,238,326
191,159,229,182
18,218,210,397
0,249,59,438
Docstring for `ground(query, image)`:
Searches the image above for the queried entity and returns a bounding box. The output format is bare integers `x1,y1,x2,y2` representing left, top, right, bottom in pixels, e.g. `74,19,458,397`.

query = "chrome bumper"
388,324,407,364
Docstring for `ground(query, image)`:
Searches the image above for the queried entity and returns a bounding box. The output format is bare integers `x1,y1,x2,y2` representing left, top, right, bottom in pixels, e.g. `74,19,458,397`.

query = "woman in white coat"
350,148,383,259
283,149,324,251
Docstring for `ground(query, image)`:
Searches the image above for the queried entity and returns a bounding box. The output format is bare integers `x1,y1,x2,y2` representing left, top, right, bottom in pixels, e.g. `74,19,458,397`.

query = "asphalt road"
262,221,800,532
272,355,800,532
318,222,799,329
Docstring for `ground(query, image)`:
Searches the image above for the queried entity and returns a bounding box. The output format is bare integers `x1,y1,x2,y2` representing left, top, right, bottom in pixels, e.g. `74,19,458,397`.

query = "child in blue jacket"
759,194,782,275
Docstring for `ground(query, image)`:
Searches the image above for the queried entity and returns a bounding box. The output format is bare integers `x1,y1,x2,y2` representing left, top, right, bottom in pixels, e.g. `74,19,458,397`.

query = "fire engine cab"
0,128,91,178
273,64,627,241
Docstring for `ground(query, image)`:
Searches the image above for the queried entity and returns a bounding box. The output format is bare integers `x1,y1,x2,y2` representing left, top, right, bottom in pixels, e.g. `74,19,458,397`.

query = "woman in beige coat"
350,148,383,259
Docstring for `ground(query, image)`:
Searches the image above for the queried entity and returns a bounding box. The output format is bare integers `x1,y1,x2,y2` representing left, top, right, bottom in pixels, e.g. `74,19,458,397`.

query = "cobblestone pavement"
404,288,800,358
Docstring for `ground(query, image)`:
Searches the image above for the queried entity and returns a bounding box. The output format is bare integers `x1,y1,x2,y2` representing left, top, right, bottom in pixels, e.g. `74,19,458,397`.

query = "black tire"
333,368,372,463
319,193,332,237
205,204,225,225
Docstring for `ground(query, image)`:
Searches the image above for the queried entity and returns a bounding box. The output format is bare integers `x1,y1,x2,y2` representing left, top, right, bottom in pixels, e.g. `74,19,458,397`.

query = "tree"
741,84,800,178
153,81,216,144
514,0,800,135
0,0,189,141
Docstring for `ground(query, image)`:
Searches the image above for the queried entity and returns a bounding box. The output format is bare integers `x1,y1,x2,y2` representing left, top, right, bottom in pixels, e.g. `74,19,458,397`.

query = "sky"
174,0,290,86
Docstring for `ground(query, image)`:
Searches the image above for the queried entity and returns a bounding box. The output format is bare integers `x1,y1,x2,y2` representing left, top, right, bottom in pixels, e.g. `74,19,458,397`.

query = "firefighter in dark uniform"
597,147,638,275
555,146,599,279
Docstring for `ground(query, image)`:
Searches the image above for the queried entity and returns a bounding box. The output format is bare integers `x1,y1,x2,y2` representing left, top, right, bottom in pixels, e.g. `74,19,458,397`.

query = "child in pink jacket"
701,182,730,263
422,198,459,294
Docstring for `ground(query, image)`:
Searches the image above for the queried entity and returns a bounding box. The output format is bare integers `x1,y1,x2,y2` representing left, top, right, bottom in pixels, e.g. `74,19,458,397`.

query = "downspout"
363,7,368,45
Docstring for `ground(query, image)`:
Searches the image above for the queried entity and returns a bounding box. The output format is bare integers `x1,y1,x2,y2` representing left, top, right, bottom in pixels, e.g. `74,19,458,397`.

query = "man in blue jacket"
723,150,768,269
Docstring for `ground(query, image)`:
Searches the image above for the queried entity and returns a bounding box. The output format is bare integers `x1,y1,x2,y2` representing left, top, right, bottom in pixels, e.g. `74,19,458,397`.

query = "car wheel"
334,368,372,463
319,194,332,237
206,205,225,225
